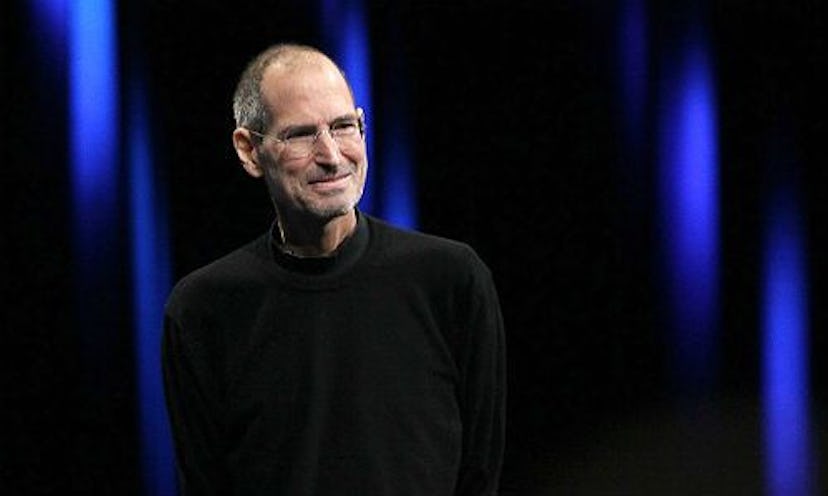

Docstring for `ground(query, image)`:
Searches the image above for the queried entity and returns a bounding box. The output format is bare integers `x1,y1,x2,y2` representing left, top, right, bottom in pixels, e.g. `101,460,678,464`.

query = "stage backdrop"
4,1,826,495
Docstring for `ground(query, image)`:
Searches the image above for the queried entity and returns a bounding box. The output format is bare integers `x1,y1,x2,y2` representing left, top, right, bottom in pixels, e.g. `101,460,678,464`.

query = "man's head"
231,43,367,228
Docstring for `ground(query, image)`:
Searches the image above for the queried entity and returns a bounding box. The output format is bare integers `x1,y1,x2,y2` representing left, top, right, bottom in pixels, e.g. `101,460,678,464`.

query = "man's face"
255,57,367,223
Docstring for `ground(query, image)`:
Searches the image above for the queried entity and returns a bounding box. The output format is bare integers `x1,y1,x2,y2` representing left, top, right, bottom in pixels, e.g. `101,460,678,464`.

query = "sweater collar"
269,210,369,275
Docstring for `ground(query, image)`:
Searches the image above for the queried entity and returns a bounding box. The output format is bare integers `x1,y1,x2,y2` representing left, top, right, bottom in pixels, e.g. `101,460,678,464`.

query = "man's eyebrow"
330,112,361,123
280,113,359,133
280,123,317,135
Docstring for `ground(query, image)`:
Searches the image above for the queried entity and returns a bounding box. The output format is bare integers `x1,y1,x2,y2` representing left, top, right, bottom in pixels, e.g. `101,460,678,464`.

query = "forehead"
260,55,355,124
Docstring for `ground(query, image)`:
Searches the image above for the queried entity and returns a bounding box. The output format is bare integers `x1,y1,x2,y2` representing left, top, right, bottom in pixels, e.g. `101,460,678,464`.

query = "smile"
309,173,351,192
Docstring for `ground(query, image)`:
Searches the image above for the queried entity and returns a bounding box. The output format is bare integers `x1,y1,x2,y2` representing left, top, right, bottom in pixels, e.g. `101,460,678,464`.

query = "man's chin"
308,202,357,221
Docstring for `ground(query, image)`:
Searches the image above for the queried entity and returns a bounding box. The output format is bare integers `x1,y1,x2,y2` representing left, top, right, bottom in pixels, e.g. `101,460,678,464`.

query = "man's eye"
284,129,316,141
331,121,359,134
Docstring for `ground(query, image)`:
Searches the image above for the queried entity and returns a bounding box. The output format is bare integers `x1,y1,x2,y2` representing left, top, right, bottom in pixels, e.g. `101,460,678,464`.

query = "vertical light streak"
318,0,417,227
127,76,176,495
71,0,118,238
319,0,376,215
657,24,719,394
69,0,120,377
761,173,814,496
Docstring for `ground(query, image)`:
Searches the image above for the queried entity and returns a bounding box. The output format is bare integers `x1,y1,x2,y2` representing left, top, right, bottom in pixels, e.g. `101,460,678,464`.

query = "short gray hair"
231,43,354,134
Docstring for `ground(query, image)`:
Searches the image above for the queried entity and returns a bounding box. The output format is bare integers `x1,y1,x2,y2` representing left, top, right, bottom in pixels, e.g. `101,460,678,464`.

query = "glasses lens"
282,135,316,159
281,121,362,159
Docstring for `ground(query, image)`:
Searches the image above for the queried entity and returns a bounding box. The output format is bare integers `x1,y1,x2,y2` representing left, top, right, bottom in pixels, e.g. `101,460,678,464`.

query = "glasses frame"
246,107,365,159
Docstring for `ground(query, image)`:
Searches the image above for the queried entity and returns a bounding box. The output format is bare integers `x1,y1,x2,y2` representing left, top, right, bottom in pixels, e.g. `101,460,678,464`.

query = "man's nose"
312,129,341,159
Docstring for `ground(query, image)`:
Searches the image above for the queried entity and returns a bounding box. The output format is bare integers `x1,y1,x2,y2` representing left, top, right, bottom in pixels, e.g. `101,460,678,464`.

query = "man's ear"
232,128,264,178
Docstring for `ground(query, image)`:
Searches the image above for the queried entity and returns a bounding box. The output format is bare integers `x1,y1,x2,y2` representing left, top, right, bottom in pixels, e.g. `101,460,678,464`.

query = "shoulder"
165,233,270,318
364,215,493,279
364,217,502,322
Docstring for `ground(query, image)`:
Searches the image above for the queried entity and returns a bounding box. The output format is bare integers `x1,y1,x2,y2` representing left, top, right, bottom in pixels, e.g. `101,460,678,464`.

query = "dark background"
4,1,826,494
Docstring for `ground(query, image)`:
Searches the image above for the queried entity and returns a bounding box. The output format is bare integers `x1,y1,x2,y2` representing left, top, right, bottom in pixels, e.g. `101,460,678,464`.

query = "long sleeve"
160,220,507,495
454,262,507,496
162,312,228,496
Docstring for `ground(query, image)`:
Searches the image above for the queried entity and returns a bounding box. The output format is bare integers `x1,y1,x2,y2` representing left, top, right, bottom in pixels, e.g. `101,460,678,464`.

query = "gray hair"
231,43,354,134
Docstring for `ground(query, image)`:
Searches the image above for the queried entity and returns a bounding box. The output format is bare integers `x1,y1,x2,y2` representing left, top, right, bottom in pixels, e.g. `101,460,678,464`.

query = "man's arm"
455,262,507,496
162,313,227,495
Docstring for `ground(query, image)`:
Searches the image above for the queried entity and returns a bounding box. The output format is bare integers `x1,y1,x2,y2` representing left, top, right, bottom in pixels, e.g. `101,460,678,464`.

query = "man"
162,42,506,495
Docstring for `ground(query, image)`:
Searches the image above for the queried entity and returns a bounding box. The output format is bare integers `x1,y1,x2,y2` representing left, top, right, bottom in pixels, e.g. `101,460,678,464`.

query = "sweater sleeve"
162,307,228,496
454,259,507,496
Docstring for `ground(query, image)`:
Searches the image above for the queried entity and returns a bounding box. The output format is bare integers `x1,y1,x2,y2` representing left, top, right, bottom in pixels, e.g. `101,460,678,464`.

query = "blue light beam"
71,0,118,233
69,0,121,378
657,24,719,394
319,0,376,216
761,176,815,496
128,76,177,496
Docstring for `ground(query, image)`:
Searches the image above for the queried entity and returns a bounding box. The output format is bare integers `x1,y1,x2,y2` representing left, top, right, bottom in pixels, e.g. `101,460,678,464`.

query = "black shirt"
163,213,506,495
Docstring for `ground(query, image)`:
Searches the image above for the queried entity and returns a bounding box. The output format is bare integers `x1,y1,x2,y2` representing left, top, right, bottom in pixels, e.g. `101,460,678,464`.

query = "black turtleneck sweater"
162,213,506,495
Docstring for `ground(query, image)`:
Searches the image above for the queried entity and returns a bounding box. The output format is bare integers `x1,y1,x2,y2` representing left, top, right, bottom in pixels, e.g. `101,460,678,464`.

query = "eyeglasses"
247,108,365,160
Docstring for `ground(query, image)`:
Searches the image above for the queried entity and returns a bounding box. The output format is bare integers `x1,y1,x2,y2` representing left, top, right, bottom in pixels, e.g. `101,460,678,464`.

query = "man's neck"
275,210,358,258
